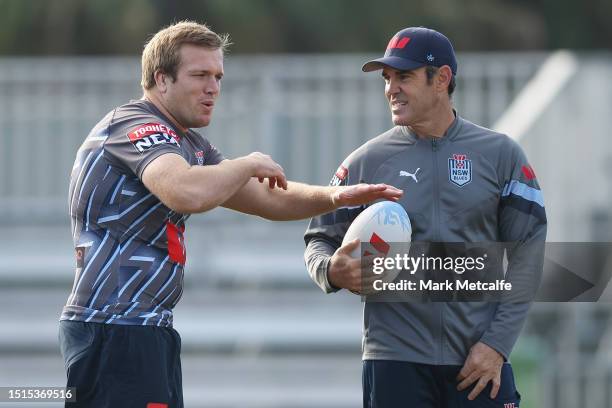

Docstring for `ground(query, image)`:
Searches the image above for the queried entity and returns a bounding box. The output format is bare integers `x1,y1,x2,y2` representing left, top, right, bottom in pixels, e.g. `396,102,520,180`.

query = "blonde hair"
141,21,230,90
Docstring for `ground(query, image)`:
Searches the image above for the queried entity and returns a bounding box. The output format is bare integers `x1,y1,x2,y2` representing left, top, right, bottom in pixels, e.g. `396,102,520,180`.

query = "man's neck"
408,106,455,139
142,92,188,133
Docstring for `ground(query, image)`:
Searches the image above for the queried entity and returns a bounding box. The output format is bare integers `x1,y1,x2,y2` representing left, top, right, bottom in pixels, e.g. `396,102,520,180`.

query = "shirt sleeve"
204,141,225,165
304,156,365,293
480,138,547,360
104,120,184,180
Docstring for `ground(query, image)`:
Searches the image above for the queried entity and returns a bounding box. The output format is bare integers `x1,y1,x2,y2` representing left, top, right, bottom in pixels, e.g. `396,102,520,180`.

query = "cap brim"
362,56,426,72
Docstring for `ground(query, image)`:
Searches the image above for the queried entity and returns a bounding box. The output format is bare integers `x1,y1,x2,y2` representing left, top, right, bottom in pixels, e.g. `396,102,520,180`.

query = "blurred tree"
0,0,609,55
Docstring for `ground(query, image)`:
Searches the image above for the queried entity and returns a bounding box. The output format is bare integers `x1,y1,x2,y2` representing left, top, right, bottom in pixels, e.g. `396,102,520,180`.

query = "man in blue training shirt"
60,21,403,408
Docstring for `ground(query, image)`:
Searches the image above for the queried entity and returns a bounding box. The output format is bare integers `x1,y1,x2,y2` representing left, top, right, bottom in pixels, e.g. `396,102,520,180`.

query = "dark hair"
425,65,456,96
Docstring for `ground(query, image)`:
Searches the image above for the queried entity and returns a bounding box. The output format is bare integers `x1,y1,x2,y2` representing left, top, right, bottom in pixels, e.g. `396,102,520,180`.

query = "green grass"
511,336,546,408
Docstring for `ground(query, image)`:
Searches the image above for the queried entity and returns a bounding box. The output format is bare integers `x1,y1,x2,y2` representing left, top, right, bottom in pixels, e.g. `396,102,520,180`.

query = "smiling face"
382,66,439,127
160,44,224,129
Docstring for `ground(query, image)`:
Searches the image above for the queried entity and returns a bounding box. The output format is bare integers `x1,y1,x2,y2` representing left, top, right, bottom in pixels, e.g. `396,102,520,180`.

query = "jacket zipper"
432,139,441,242
432,137,444,364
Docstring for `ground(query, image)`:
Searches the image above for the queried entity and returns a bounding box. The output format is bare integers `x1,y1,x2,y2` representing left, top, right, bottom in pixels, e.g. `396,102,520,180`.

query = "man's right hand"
328,238,364,293
239,152,288,190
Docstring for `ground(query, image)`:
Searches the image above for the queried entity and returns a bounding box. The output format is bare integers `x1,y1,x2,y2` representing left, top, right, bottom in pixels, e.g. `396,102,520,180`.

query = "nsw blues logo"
330,165,348,186
448,154,472,187
195,151,204,166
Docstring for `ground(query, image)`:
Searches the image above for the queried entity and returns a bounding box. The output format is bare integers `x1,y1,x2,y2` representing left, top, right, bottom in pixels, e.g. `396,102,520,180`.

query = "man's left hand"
332,184,403,207
456,341,504,400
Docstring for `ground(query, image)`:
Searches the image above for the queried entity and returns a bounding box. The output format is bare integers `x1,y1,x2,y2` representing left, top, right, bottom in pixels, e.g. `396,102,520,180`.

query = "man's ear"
437,65,453,94
154,70,167,93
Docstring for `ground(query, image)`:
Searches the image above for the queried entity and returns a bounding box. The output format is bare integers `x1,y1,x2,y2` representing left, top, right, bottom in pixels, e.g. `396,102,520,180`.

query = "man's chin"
190,117,212,128
391,115,409,126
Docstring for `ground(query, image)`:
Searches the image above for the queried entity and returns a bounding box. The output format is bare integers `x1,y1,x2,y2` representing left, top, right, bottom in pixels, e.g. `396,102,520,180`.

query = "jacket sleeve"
304,237,340,293
479,138,547,360
304,157,365,293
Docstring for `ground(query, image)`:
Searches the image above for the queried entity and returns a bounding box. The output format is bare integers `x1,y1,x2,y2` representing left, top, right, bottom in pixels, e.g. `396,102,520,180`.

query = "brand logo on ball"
448,154,472,187
127,123,180,153
377,205,412,233
366,232,390,256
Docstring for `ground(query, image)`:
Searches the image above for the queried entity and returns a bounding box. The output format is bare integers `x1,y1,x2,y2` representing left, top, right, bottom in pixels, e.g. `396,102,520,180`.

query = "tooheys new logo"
128,123,180,152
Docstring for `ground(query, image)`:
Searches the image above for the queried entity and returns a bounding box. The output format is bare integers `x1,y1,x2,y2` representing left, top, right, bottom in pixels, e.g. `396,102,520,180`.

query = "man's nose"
205,78,220,96
386,78,400,96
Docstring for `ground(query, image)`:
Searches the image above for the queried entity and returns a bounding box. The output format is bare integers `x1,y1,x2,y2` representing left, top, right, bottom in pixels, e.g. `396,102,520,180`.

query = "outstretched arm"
222,177,403,221
142,152,287,214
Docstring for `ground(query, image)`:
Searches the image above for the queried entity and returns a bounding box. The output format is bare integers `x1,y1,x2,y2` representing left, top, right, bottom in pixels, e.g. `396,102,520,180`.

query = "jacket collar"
400,110,463,145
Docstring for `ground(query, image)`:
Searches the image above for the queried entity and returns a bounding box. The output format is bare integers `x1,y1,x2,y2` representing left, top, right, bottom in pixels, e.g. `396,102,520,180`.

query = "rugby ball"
342,201,412,259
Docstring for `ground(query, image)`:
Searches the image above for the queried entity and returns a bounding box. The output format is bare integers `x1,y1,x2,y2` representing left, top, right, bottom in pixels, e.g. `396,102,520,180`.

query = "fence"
10,52,612,407
0,53,547,223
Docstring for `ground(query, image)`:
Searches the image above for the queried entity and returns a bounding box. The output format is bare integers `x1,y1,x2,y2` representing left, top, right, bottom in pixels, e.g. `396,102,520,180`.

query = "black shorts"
58,320,183,408
363,360,521,408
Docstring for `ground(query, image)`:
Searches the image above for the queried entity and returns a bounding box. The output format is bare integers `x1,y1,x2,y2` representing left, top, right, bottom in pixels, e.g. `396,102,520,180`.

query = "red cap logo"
386,36,411,50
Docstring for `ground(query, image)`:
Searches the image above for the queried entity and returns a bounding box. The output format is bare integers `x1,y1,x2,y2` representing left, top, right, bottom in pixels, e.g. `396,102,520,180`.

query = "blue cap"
362,27,458,75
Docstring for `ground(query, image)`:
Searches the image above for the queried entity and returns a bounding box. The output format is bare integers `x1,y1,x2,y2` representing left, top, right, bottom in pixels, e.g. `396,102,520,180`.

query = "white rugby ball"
342,201,412,259
342,201,411,286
